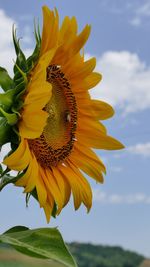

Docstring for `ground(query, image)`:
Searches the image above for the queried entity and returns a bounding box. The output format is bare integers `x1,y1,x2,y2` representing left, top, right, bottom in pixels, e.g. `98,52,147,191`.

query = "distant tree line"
68,243,145,267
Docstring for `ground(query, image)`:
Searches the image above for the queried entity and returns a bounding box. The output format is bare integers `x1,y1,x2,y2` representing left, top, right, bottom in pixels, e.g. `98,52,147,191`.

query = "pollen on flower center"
28,65,77,167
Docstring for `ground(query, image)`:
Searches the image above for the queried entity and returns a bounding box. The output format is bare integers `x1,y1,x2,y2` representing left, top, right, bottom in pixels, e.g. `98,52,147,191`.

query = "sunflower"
3,6,124,222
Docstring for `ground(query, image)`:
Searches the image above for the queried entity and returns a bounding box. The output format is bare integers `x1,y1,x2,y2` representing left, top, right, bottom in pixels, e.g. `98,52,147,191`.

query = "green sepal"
0,107,18,125
52,202,58,218
0,164,3,174
12,28,28,105
27,43,40,71
15,85,26,102
0,226,77,267
0,117,12,146
11,84,26,112
0,67,14,92
13,27,28,74
0,168,23,191
34,19,41,44
10,130,20,150
0,173,17,192
0,89,16,111
26,21,41,71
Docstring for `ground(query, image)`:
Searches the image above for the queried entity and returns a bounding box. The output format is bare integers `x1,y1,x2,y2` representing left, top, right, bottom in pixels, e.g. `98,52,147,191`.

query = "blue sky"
0,0,150,258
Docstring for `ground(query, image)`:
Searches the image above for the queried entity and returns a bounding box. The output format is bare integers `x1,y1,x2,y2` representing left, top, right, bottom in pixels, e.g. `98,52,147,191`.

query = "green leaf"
0,227,77,267
0,67,14,92
4,226,29,234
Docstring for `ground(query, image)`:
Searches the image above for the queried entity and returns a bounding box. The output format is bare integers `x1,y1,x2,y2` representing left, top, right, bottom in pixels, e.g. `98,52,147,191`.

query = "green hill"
68,242,145,267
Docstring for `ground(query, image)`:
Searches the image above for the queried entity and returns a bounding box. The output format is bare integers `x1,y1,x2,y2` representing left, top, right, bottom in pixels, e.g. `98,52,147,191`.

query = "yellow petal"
3,139,31,171
24,154,39,193
69,58,96,80
91,100,115,120
73,72,102,92
75,141,106,172
36,169,47,208
59,162,92,211
52,166,71,207
61,53,83,77
76,132,125,150
75,90,91,101
52,25,91,65
40,167,63,214
78,118,107,135
24,85,52,108
78,99,114,120
19,110,48,139
41,6,59,55
59,16,77,45
84,72,102,90
15,158,33,187
59,164,82,210
67,160,92,211
43,201,53,223
47,191,55,212
19,49,57,139
70,143,105,183
31,48,57,87
71,24,91,56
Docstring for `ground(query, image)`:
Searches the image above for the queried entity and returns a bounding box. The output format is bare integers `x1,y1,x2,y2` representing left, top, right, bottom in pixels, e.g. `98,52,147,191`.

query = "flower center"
28,65,77,167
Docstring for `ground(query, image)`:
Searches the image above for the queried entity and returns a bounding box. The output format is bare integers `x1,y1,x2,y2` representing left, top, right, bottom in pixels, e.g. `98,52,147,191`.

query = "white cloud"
136,1,150,17
90,51,150,114
0,143,17,176
21,25,33,46
18,14,32,22
129,1,150,27
130,17,141,26
93,189,150,204
0,9,16,48
128,142,150,157
110,166,123,173
0,9,33,78
0,9,16,75
0,143,11,162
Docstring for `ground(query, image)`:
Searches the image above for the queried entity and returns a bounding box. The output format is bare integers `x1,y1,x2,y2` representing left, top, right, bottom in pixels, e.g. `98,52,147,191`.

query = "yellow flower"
3,6,124,222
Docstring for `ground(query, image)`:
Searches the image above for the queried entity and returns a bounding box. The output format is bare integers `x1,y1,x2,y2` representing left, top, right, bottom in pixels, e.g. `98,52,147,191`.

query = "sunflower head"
0,6,124,222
